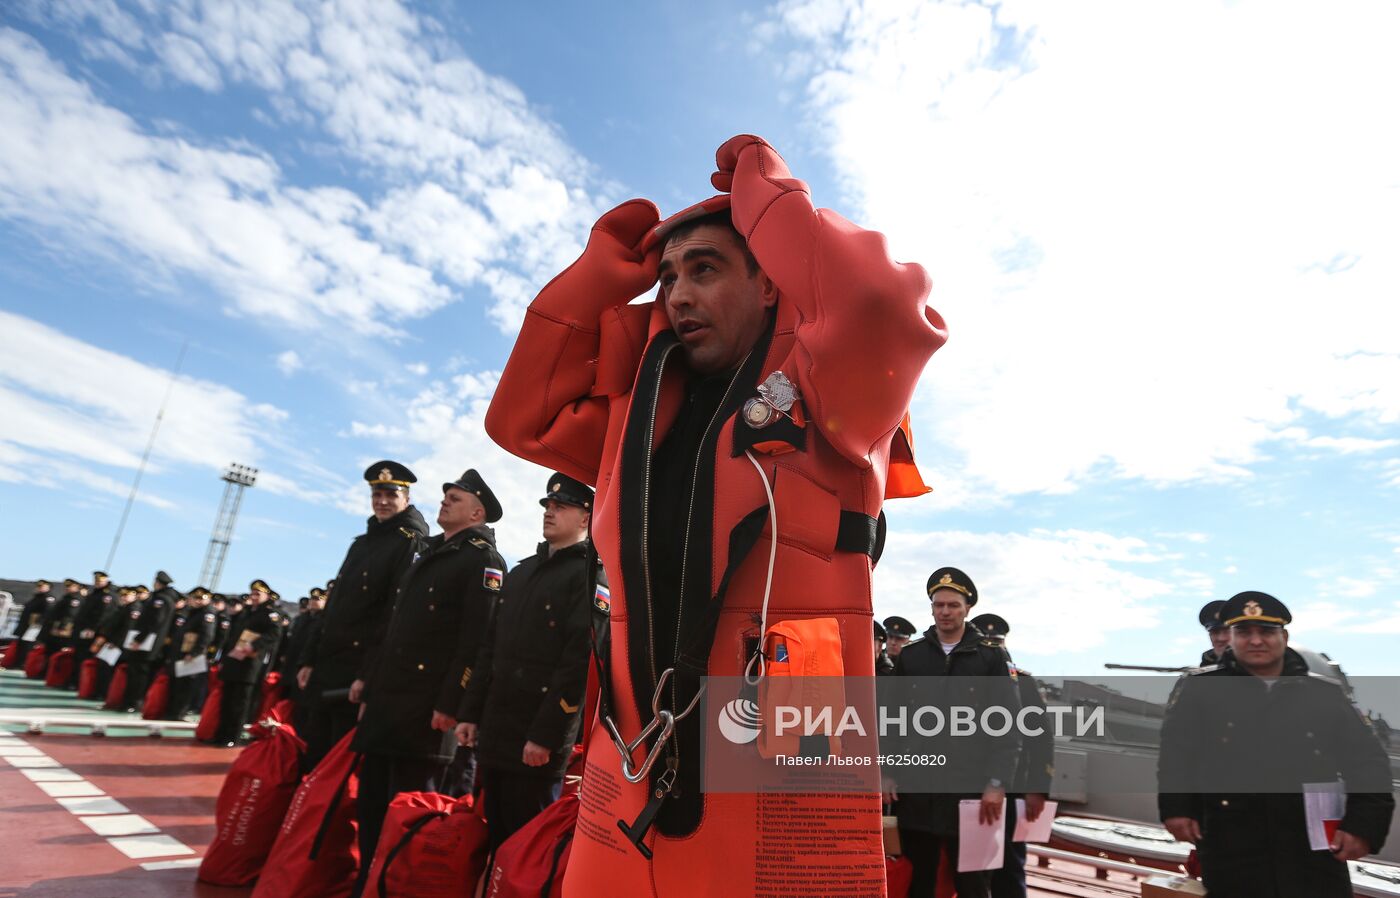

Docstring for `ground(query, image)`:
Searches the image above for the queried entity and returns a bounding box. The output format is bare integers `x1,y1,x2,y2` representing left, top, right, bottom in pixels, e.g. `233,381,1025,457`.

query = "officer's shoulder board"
399,526,417,539
1306,670,1344,688
1187,663,1221,675
467,536,491,550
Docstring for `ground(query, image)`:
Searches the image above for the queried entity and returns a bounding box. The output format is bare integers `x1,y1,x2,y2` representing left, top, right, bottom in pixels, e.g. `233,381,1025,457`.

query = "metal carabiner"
604,667,706,784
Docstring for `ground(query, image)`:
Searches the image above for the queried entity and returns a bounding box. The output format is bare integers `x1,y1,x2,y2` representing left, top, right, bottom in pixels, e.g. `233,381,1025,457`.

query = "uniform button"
545,604,551,611
428,605,435,612
1225,722,1233,728
548,620,556,628
417,664,425,671
540,686,548,693
1220,799,1229,807
353,641,360,647
429,586,434,593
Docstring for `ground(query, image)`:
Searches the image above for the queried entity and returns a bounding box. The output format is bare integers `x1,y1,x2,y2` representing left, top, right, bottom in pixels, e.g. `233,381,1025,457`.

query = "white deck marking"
106,834,195,859
36,780,104,797
56,795,130,815
82,814,160,837
140,858,203,871
3,732,204,867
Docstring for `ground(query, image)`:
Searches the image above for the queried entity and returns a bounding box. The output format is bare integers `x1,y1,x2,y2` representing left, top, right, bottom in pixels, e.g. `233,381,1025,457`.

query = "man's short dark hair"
662,210,759,276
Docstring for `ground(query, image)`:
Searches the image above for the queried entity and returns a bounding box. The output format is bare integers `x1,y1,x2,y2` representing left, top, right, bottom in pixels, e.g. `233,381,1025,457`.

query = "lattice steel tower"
198,463,258,592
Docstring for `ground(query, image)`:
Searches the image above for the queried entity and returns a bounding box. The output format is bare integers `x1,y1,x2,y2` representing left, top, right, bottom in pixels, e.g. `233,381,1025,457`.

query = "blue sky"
2,1,1398,676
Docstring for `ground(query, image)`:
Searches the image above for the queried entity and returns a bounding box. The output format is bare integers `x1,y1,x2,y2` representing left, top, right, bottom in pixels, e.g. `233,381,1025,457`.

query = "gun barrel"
1103,663,1190,673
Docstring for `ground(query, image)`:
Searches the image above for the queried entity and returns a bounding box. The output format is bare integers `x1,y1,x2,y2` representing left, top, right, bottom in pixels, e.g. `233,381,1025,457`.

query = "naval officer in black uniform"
209,580,283,745
972,612,1054,898
889,567,1021,898
350,469,506,898
1159,590,1393,898
298,460,428,768
457,472,599,848
1197,599,1229,666
120,572,179,710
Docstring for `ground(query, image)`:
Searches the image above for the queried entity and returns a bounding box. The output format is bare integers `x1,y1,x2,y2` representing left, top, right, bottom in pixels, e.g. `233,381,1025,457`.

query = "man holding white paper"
1158,590,1394,898
889,568,1021,898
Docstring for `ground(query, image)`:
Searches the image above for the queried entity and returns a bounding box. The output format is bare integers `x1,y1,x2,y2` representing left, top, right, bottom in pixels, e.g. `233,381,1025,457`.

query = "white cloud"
275,350,303,376
872,525,1175,655
10,0,607,332
770,0,1400,503
0,310,300,503
0,28,452,335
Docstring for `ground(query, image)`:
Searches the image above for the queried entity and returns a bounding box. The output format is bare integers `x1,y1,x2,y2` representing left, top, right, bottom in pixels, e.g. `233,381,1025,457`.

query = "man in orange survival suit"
486,134,946,897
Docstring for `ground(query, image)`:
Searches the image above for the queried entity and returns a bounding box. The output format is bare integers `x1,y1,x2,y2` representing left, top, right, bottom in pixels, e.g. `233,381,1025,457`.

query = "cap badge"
552,483,561,492
378,467,392,482
1244,600,1262,617
940,573,954,586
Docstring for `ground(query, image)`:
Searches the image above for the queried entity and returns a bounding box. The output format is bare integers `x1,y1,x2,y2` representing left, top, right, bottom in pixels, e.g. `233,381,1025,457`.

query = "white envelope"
1012,798,1057,843
174,655,208,678
957,798,1006,872
121,631,141,651
97,644,123,666
21,626,40,642
1303,782,1346,851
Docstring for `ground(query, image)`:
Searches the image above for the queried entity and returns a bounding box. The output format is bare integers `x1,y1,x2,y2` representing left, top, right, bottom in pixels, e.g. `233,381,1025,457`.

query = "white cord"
744,449,778,684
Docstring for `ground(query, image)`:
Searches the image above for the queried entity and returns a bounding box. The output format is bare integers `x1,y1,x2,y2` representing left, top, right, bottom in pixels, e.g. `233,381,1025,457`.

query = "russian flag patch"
593,584,610,614
483,568,503,591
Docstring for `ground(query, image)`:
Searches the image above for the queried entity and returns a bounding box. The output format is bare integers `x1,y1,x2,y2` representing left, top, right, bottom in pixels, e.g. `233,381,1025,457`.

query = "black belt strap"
376,811,447,897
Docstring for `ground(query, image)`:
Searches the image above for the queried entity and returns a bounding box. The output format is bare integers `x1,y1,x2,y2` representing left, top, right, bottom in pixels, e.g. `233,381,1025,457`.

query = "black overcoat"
302,506,427,694
216,603,284,685
353,524,504,763
458,540,598,777
890,625,1022,836
1158,648,1394,898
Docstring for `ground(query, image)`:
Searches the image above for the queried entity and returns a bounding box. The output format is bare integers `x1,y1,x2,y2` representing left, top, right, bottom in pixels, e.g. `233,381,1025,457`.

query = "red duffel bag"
886,855,913,898
24,644,48,679
194,672,224,742
77,658,101,698
44,647,75,687
197,720,306,886
141,670,171,719
1,640,20,669
103,662,128,709
256,672,286,722
250,728,361,898
487,792,578,898
366,792,488,898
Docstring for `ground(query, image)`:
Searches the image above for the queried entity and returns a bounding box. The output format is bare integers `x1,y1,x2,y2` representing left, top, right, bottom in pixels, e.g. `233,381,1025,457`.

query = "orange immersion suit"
486,134,947,897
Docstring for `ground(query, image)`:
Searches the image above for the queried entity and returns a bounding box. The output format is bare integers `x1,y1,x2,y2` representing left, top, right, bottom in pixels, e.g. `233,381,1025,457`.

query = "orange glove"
532,199,661,319
710,135,810,238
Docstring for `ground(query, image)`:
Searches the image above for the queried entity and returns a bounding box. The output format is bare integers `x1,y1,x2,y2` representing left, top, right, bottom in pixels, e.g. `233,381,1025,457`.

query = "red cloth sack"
141,670,171,719
487,793,578,898
1,640,19,669
44,647,76,687
197,721,306,886
885,855,913,898
250,728,361,898
256,672,286,722
77,658,101,698
102,661,128,709
194,674,224,742
365,792,487,898
24,644,48,679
